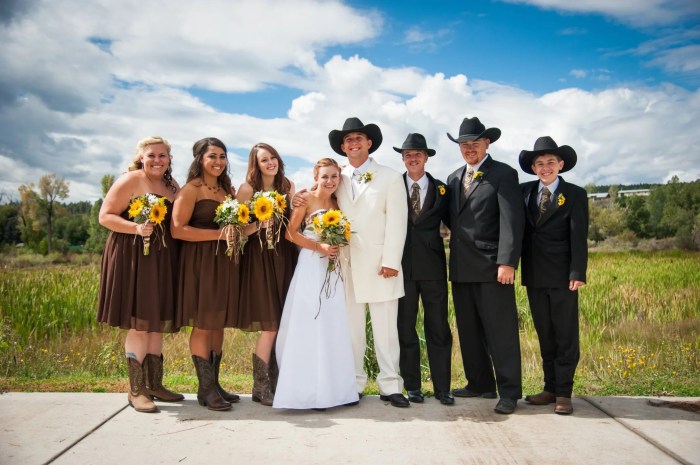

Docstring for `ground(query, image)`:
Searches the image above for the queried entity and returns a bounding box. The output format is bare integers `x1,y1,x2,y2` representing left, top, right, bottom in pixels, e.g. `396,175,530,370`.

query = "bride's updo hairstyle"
313,158,340,178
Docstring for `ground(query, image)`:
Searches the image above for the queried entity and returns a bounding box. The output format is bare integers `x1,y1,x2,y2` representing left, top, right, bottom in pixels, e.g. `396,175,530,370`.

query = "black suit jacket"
447,155,524,282
520,177,588,288
401,173,449,281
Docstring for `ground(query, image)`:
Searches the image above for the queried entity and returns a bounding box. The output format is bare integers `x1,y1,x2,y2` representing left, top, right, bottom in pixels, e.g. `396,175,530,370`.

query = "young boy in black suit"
518,136,589,415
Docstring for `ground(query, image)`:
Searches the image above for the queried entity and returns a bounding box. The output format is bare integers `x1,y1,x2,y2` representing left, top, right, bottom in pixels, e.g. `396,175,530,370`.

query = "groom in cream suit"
329,117,410,408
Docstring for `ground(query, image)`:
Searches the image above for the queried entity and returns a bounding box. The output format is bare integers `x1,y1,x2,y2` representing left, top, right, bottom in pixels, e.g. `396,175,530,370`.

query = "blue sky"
1,0,699,201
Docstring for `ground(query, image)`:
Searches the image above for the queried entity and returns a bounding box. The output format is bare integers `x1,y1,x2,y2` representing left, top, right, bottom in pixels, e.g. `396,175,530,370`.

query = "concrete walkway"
1,393,698,465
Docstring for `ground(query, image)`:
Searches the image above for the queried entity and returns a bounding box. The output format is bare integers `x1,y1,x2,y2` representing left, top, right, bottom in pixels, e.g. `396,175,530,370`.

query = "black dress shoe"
434,391,455,405
407,390,424,403
494,398,517,414
379,393,410,408
452,387,498,398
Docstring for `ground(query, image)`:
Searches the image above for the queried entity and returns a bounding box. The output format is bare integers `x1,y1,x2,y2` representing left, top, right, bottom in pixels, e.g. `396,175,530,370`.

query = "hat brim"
329,124,383,156
447,127,501,144
393,146,436,157
518,145,577,175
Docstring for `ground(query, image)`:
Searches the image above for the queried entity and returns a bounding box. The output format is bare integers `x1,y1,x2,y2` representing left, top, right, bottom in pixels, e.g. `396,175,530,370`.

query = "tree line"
0,174,698,254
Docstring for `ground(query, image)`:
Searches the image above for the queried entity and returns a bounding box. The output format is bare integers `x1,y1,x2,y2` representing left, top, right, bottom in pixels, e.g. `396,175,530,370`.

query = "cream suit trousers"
344,265,403,395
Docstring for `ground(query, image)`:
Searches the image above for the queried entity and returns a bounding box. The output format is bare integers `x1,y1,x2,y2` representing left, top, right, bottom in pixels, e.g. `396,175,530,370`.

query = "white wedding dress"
273,210,359,409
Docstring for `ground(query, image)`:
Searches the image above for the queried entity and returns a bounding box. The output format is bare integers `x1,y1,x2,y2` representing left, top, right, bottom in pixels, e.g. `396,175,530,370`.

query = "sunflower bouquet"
214,195,251,262
307,209,352,317
128,193,168,255
249,190,288,249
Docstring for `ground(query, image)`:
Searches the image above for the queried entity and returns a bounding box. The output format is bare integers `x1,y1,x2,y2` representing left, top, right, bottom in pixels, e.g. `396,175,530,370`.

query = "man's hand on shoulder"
292,189,309,208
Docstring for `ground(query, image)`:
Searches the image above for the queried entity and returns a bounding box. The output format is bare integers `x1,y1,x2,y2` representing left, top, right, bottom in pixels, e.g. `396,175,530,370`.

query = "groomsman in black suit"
519,136,588,415
446,117,525,414
395,133,454,406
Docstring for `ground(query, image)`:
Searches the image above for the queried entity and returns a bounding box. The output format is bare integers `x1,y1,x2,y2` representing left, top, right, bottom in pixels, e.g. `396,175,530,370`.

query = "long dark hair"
187,137,233,195
245,142,291,195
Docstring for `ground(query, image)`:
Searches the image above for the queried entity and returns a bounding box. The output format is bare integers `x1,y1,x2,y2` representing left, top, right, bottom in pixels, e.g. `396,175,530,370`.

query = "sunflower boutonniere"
557,193,566,206
359,171,373,184
473,171,484,181
438,185,446,196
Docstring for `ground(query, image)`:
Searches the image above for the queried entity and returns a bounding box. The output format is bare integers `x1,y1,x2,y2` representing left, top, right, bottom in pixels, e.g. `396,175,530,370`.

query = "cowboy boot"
127,357,158,413
268,348,279,394
144,353,185,402
251,353,274,406
192,355,232,411
211,351,240,403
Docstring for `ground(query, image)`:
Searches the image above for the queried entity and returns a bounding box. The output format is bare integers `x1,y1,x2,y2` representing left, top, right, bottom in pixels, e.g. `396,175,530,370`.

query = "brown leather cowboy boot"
251,353,274,406
144,354,185,402
268,348,279,394
127,357,157,413
211,351,240,403
192,355,232,411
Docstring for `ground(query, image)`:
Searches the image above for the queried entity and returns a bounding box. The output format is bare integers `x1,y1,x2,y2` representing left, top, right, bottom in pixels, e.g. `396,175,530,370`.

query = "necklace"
202,178,221,193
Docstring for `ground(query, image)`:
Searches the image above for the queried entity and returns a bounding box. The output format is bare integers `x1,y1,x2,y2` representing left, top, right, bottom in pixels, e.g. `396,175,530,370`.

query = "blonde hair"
128,136,176,193
313,158,340,178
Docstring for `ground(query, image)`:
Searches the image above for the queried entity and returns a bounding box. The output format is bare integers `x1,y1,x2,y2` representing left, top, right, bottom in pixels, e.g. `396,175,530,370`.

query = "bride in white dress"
273,158,359,410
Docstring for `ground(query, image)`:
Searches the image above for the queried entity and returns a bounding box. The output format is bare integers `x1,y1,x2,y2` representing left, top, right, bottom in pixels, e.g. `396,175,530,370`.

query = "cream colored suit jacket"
337,159,407,303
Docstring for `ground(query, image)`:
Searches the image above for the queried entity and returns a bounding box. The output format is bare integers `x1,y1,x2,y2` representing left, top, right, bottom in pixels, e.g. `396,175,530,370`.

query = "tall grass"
1,251,698,395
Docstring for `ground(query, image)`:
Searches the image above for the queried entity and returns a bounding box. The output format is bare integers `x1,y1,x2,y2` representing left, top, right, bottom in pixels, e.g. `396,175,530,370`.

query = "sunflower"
128,198,144,218
438,185,446,196
253,196,274,221
322,210,341,226
343,222,352,239
238,204,250,224
149,204,167,224
275,193,287,213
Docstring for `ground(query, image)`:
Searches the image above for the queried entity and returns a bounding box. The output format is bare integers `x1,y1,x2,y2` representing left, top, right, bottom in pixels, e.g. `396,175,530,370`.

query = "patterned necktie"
539,186,551,217
463,168,474,193
410,182,421,216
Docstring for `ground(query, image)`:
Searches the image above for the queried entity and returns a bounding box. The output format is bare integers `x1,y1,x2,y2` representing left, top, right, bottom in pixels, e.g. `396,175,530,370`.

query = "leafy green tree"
588,199,626,242
0,203,21,245
624,196,651,238
18,174,70,254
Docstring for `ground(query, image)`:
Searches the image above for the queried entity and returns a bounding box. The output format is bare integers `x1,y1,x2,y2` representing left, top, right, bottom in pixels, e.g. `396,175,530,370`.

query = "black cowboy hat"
447,116,501,144
518,136,577,175
393,133,436,157
328,117,383,156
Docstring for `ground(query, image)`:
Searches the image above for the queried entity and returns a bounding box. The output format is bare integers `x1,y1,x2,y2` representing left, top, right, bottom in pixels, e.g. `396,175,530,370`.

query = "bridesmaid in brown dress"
97,136,184,413
237,142,298,406
171,137,240,411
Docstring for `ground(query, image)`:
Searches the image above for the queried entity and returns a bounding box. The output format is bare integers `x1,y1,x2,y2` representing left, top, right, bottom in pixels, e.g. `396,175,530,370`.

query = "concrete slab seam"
43,403,129,465
580,396,690,465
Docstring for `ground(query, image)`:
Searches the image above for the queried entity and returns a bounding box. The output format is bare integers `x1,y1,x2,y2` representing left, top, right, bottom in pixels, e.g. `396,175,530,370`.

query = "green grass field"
1,250,698,396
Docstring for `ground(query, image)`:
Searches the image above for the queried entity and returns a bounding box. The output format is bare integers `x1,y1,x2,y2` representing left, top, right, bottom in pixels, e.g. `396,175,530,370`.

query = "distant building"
619,189,650,197
587,188,650,201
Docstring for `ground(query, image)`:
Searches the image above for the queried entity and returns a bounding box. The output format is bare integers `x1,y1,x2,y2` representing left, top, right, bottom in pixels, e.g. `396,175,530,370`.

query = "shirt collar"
467,154,489,173
351,157,373,175
406,173,428,191
539,177,560,194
